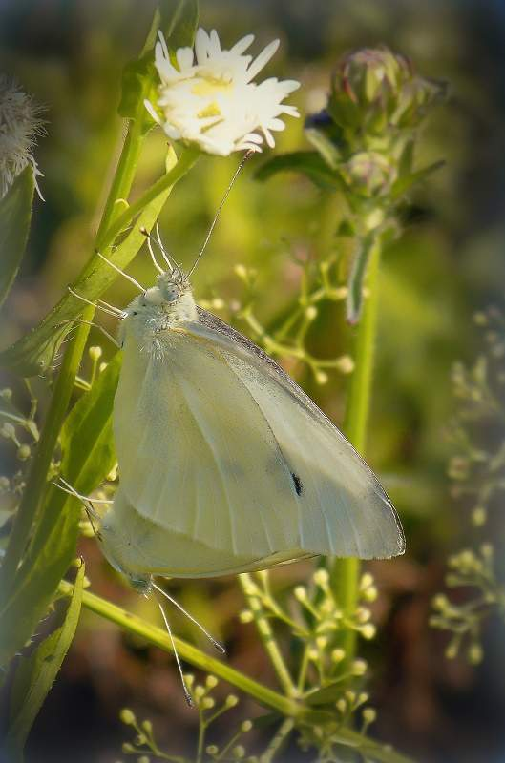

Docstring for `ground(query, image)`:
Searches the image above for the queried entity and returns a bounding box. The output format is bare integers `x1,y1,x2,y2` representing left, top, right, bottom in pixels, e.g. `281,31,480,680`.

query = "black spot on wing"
291,472,303,496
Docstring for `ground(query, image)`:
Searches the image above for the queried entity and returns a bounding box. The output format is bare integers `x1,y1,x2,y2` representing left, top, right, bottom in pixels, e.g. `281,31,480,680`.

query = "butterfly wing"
180,308,405,560
114,308,404,567
115,327,310,563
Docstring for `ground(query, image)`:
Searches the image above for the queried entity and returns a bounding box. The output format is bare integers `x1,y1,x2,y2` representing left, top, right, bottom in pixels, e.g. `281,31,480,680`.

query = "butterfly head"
122,267,198,340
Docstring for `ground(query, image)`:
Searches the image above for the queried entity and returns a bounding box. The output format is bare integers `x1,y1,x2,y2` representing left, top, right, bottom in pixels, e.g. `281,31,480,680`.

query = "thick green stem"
99,147,199,251
0,112,147,590
329,237,383,672
95,120,144,248
0,307,94,590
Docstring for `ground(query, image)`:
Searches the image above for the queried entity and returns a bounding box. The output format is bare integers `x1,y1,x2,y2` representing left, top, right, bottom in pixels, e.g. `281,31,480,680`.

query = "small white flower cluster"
0,75,45,199
146,28,300,156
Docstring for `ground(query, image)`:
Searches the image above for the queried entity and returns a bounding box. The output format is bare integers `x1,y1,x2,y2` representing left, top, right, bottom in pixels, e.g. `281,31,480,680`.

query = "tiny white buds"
331,648,346,664
351,658,368,676
313,568,329,587
294,586,307,602
361,623,376,640
89,345,102,361
205,675,219,689
119,709,136,725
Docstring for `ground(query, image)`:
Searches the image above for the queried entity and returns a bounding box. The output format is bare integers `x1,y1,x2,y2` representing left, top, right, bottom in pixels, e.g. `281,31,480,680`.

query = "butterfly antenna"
96,251,146,292
68,287,126,320
151,581,225,654
155,597,194,707
139,226,166,274
187,150,254,278
54,478,104,537
156,222,176,272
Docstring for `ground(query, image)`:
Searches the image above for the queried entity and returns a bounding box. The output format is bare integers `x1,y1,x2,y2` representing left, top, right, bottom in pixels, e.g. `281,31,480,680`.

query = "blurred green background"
2,0,505,761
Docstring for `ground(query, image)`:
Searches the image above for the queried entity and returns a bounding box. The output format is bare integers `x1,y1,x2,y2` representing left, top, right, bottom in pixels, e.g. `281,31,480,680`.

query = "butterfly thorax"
118,269,198,348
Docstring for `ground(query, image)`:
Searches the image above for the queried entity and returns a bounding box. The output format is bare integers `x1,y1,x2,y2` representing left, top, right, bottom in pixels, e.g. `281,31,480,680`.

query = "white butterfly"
89,262,405,594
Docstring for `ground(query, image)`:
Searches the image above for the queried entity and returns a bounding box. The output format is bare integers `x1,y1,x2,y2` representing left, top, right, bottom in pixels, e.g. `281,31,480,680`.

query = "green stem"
240,574,296,697
98,147,199,252
261,718,294,763
95,119,144,248
0,306,94,590
57,583,413,763
60,580,300,718
0,109,147,590
329,237,383,673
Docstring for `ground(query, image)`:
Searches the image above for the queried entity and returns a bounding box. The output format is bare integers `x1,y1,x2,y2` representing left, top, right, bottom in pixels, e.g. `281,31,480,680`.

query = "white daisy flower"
0,75,46,199
146,28,300,155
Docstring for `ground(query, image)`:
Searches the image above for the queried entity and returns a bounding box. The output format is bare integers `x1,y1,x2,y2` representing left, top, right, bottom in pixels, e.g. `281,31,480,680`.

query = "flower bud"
329,48,443,134
1,423,16,439
313,568,329,587
119,709,136,726
225,694,239,708
351,658,368,676
468,643,483,665
294,586,307,602
89,345,102,362
314,369,328,385
17,444,31,461
206,675,219,689
331,648,346,664
241,720,253,732
360,572,374,590
341,152,396,197
361,623,376,640
240,609,254,624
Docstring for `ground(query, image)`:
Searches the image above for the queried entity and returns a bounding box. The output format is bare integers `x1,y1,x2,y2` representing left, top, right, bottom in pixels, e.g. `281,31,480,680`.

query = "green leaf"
118,54,157,122
305,127,341,170
255,152,340,189
0,354,120,667
160,0,199,51
5,562,85,760
60,353,121,490
305,682,348,706
346,236,372,324
391,159,445,199
0,149,180,377
0,167,34,309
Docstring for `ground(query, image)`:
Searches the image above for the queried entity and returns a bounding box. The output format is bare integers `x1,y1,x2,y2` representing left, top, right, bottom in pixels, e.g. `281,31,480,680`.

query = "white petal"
177,47,194,71
246,39,280,82
263,128,276,148
231,33,255,55
195,28,210,63
144,98,161,124
157,31,170,60
265,117,285,131
245,133,263,144
209,30,221,55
